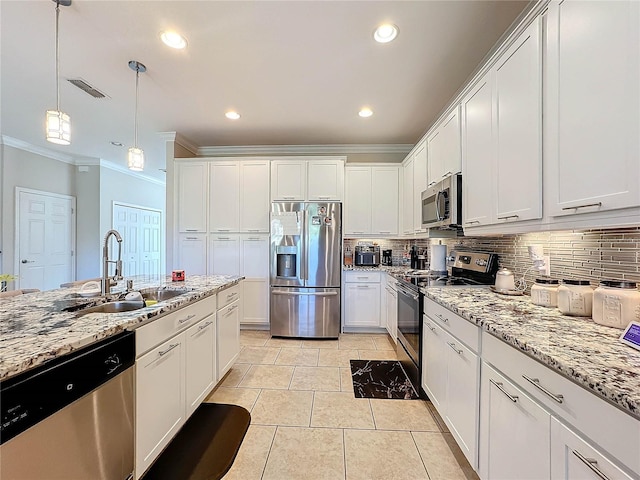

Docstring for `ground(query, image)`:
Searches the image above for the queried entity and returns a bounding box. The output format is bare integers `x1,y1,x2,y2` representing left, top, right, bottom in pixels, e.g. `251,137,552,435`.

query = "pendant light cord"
134,67,139,148
55,0,61,111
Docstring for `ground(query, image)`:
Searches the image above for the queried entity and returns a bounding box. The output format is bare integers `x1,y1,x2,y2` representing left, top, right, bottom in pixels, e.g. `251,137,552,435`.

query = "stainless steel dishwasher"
1,331,135,480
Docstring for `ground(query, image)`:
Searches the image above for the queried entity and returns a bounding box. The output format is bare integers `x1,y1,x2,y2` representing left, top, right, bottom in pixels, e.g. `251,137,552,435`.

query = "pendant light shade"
127,60,146,171
46,0,71,145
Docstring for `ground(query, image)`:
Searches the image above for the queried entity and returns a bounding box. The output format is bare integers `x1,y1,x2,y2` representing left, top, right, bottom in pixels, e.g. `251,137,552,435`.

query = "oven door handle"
396,284,419,301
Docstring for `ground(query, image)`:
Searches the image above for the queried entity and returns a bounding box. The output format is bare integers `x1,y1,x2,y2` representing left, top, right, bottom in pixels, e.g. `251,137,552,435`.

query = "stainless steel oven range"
395,250,498,398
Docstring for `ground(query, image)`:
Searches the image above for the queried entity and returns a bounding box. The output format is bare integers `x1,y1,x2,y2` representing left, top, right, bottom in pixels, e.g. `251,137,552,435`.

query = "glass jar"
557,280,593,317
593,280,640,329
530,278,559,307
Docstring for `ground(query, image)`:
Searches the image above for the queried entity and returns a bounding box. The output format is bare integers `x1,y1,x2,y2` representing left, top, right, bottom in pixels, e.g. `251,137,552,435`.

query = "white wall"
75,164,101,279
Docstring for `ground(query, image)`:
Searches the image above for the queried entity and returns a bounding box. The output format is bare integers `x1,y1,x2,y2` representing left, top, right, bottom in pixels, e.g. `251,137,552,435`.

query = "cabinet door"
209,234,240,275
217,300,240,379
177,234,207,275
385,287,397,343
271,160,306,201
402,158,414,235
494,17,542,223
177,162,208,233
441,106,462,179
240,234,269,278
413,142,427,233
185,316,216,416
240,235,269,325
480,362,550,480
443,328,479,468
422,318,447,414
209,162,240,233
372,167,399,236
546,0,640,216
136,334,185,478
344,167,372,235
550,418,633,480
240,161,270,232
241,279,268,325
343,283,381,327
308,160,344,201
462,74,494,227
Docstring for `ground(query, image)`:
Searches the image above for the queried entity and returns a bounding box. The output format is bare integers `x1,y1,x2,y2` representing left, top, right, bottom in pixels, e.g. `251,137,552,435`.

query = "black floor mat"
142,403,251,480
350,360,418,400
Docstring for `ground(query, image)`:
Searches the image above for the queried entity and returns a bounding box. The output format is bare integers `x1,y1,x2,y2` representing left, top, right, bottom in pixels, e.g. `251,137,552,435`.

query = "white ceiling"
1,0,528,180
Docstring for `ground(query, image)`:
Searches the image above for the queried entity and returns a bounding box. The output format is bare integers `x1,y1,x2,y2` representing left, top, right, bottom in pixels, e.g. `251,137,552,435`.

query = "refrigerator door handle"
301,208,308,283
272,290,338,297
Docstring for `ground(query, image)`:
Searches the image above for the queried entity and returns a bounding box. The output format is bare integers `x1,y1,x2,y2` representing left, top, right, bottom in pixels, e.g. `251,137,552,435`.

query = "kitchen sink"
79,300,146,315
140,288,191,302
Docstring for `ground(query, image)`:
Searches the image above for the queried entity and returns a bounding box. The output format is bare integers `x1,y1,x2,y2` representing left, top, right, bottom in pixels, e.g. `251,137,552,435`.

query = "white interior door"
141,210,161,277
17,189,75,291
113,203,163,278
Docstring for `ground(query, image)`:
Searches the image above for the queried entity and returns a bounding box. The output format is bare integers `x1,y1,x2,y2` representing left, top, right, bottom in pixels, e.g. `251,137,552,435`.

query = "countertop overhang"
0,275,243,381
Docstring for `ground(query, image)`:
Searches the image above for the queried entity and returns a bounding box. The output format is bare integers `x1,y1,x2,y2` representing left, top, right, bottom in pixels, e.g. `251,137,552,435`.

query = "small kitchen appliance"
382,249,393,266
354,245,380,266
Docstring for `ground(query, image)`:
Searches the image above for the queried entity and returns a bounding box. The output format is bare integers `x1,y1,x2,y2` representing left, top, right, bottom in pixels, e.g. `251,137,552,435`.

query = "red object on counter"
172,270,185,282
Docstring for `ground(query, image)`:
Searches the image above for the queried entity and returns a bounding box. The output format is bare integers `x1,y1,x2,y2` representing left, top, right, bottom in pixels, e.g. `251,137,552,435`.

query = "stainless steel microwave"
421,174,462,229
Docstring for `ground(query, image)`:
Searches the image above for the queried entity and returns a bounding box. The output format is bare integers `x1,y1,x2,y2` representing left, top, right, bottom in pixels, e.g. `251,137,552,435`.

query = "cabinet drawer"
424,299,480,352
344,271,380,283
218,283,240,309
136,296,216,357
483,332,640,474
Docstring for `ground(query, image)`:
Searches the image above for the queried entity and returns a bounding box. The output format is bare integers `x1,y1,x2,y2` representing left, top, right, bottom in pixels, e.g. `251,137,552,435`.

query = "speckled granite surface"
422,287,640,418
343,265,413,275
0,275,242,381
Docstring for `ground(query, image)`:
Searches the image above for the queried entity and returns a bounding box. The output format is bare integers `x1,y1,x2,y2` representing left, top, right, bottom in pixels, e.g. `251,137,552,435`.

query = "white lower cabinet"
217,297,241,379
551,418,633,480
343,271,381,329
185,315,217,417
479,362,551,480
177,234,207,275
384,277,397,343
135,334,186,478
421,317,447,411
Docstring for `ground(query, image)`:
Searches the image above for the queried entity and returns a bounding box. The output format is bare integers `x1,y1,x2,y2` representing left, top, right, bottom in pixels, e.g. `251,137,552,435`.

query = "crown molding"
158,131,198,155
96,160,166,187
197,143,413,156
1,135,76,164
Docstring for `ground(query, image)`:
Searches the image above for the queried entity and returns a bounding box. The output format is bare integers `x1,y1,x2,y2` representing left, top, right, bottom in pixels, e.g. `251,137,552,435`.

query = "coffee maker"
382,249,392,266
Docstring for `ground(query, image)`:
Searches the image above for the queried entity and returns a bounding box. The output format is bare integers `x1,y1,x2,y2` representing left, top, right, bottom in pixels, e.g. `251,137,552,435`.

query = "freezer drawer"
270,287,340,338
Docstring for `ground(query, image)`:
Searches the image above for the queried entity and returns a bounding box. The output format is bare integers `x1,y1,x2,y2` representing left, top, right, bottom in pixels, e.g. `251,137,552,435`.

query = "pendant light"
127,60,146,171
45,0,72,145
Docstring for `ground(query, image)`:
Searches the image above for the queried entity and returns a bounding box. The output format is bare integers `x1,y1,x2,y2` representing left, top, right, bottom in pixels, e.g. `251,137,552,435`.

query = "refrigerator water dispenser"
276,246,297,278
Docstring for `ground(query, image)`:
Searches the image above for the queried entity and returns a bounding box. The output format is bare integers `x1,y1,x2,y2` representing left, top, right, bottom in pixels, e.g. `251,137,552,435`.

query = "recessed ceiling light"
110,141,123,147
160,30,188,49
359,108,373,118
225,111,241,120
373,24,398,43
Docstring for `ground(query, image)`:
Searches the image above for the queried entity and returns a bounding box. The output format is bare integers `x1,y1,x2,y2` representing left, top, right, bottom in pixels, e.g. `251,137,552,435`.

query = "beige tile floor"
205,330,479,480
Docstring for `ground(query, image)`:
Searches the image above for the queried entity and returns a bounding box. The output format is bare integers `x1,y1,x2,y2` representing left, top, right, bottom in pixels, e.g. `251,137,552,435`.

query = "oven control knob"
475,259,487,267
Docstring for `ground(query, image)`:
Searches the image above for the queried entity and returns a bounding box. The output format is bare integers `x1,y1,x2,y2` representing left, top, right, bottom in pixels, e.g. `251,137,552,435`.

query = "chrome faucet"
102,229,124,296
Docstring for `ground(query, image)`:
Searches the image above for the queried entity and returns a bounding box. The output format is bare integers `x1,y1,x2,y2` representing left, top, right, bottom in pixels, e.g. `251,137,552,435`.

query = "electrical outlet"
543,255,550,276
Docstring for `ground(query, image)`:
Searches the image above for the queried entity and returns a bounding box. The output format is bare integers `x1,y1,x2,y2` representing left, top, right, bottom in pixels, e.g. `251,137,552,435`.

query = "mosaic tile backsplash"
345,227,640,292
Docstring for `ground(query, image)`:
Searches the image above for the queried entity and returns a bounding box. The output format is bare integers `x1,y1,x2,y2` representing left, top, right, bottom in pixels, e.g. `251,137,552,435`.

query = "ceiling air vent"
67,78,109,99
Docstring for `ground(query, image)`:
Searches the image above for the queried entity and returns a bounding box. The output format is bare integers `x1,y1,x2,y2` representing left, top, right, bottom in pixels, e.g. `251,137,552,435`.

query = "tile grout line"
342,428,347,480
309,390,315,428
410,430,433,480
260,423,278,480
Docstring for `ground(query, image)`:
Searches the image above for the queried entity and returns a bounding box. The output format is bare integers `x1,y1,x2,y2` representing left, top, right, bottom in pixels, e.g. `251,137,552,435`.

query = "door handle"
272,290,338,296
21,259,35,264
489,379,519,403
571,450,610,480
522,375,564,403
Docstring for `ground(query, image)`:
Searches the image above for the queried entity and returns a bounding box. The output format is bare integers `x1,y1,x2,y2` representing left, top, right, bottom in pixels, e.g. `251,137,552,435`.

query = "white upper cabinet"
177,162,208,233
271,158,345,201
307,160,344,201
271,160,307,201
462,74,494,227
428,106,461,185
344,167,372,236
240,161,270,232
494,16,542,224
545,0,640,216
371,167,399,236
209,162,240,233
402,157,414,235
413,141,428,233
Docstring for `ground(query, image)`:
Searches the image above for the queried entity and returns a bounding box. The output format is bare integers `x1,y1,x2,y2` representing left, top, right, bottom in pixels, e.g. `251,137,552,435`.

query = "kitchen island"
0,274,243,381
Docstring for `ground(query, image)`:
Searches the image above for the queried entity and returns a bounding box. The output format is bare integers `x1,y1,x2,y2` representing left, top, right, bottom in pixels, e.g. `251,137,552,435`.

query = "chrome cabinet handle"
216,237,232,240
356,276,369,280
441,171,452,178
435,312,449,323
247,229,261,232
198,321,213,331
223,304,239,317
428,181,436,187
352,231,365,234
464,220,480,225
217,229,230,232
562,202,602,211
178,314,196,324
283,196,295,200
447,342,463,355
497,214,520,220
572,450,610,480
185,229,199,232
227,292,238,299
490,379,518,403
425,322,436,332
318,196,331,200
185,237,198,240
522,375,564,403
158,343,179,356
357,285,371,289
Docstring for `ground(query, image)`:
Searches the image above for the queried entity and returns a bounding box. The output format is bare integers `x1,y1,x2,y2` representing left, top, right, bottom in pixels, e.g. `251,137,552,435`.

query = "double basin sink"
74,288,191,315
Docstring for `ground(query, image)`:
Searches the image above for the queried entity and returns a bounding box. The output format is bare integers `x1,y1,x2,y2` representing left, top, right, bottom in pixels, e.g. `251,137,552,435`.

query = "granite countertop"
422,287,640,419
343,265,413,275
0,274,243,381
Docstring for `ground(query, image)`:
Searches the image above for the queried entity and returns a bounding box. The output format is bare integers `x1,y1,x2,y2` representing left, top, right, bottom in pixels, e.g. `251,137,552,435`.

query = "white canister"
530,278,559,307
557,280,594,317
593,280,640,329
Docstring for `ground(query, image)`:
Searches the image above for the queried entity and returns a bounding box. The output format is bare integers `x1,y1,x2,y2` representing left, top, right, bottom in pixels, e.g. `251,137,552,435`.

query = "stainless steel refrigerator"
270,202,341,338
